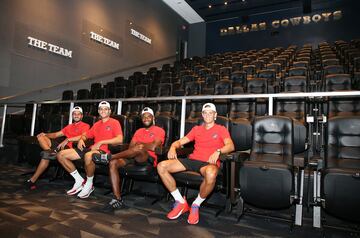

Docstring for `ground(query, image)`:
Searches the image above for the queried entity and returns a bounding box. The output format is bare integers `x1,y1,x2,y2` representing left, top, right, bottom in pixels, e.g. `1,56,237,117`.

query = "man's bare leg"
57,149,84,195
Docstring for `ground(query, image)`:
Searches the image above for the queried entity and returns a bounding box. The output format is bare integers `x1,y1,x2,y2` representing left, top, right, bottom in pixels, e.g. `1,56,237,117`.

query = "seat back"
325,74,352,91
323,116,360,222
239,116,295,209
155,115,174,148
283,76,307,92
250,116,294,165
327,96,360,118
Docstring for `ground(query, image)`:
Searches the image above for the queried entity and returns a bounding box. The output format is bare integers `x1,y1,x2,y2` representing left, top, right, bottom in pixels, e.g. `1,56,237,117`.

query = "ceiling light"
208,4,212,8
225,1,228,5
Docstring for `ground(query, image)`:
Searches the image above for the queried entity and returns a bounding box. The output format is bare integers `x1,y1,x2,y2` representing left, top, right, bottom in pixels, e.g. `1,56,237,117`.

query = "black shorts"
49,139,60,151
123,156,154,166
177,158,210,173
73,148,106,159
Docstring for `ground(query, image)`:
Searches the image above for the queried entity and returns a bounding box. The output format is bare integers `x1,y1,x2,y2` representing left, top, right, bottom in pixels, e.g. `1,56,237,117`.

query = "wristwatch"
216,149,221,154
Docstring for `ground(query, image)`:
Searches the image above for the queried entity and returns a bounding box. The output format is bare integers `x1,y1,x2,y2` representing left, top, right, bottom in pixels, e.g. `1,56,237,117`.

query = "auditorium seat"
324,74,352,91
312,116,360,225
115,115,174,200
172,116,233,215
235,116,303,224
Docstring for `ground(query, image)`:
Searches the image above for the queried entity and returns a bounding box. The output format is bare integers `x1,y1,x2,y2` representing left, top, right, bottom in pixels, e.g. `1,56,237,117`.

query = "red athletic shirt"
61,121,90,148
132,125,165,166
185,124,231,167
85,118,123,153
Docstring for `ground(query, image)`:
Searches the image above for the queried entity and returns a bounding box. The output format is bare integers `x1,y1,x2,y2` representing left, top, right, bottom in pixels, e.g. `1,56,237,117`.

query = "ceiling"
184,0,303,22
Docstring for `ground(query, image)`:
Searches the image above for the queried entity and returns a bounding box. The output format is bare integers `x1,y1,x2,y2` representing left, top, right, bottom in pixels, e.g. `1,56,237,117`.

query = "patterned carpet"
0,163,357,238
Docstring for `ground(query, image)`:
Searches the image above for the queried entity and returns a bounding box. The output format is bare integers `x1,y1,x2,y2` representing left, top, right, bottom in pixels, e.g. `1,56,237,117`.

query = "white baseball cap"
202,103,217,113
71,106,83,114
141,107,154,117
98,101,111,109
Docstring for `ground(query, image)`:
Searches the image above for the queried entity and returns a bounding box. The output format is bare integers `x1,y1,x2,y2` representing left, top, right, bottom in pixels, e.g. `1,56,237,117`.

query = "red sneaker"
187,205,200,225
167,198,189,220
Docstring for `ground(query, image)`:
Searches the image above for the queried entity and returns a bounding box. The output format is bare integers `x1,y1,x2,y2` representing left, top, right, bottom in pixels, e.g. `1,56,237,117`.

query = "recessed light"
225,1,228,5
208,4,212,8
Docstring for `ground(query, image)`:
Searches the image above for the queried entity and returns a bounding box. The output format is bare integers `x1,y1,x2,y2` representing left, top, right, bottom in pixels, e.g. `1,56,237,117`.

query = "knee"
157,161,167,174
84,153,93,165
205,168,218,182
109,159,119,170
57,151,65,162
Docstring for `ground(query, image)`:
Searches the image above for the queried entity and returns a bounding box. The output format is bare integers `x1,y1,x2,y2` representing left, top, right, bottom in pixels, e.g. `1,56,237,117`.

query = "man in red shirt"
100,107,165,212
57,101,123,198
157,103,234,225
24,106,90,190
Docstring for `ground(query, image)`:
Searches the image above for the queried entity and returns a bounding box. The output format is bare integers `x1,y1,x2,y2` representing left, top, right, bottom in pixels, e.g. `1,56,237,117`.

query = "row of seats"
16,113,360,227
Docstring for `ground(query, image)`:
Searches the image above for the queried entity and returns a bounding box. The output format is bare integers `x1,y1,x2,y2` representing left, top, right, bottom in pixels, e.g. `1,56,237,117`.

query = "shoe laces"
172,201,182,209
190,205,200,212
109,199,123,208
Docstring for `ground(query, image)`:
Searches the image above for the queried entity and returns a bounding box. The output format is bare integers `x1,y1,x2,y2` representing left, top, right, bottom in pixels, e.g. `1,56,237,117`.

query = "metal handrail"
1,90,360,147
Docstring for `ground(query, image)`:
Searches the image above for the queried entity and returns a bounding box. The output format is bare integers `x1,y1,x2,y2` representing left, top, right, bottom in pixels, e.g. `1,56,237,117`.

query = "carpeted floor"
0,163,358,238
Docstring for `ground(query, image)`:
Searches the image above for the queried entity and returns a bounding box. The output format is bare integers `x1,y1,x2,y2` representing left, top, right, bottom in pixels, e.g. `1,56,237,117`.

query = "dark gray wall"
188,22,206,58
206,0,360,54
0,0,188,98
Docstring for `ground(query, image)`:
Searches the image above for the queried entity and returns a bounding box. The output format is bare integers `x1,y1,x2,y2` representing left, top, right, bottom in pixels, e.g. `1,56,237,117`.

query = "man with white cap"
24,106,90,190
57,101,123,198
100,107,165,212
157,102,234,225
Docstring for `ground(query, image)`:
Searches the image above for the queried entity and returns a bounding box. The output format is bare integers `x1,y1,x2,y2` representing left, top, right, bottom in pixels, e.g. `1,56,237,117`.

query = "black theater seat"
235,116,303,225
321,116,360,223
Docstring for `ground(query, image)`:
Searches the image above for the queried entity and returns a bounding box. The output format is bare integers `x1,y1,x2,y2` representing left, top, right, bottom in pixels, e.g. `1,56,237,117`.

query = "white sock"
171,189,185,203
70,170,83,184
192,194,206,206
85,176,94,186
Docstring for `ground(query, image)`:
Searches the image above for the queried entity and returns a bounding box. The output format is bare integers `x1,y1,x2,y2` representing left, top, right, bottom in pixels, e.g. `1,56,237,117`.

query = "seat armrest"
294,156,305,168
155,146,194,157
308,155,324,170
176,147,194,156
109,144,129,154
220,151,250,163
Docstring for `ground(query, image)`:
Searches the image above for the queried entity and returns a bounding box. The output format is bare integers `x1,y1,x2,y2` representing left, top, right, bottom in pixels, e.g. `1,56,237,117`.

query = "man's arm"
92,135,123,150
37,131,64,139
208,138,235,164
167,136,191,160
219,138,235,154
140,138,163,152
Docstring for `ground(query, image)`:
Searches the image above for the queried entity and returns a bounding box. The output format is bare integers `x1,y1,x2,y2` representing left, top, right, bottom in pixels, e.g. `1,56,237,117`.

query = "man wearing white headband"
57,101,123,199
24,106,90,191
97,107,165,212
157,103,234,224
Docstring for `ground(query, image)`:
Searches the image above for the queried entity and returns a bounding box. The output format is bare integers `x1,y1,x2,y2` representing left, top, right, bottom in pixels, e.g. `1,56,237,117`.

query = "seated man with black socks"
157,103,234,225
24,106,90,190
101,107,165,212
57,101,123,199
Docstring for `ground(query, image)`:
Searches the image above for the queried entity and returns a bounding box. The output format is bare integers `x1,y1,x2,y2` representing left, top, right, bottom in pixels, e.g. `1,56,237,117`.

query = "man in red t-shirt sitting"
24,106,90,190
57,101,123,199
157,103,235,225
101,107,165,212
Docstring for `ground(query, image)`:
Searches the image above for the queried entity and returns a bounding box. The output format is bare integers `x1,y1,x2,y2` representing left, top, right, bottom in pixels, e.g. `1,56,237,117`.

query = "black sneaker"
24,180,36,191
102,198,125,212
92,153,111,165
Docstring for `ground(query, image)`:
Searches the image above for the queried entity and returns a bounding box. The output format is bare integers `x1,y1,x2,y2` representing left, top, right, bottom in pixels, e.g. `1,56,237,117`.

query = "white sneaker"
77,182,94,199
67,180,85,195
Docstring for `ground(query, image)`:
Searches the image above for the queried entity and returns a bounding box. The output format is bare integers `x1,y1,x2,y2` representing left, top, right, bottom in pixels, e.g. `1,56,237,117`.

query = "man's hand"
208,151,220,164
77,139,86,151
167,147,178,160
37,132,46,138
57,139,68,150
134,143,144,150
